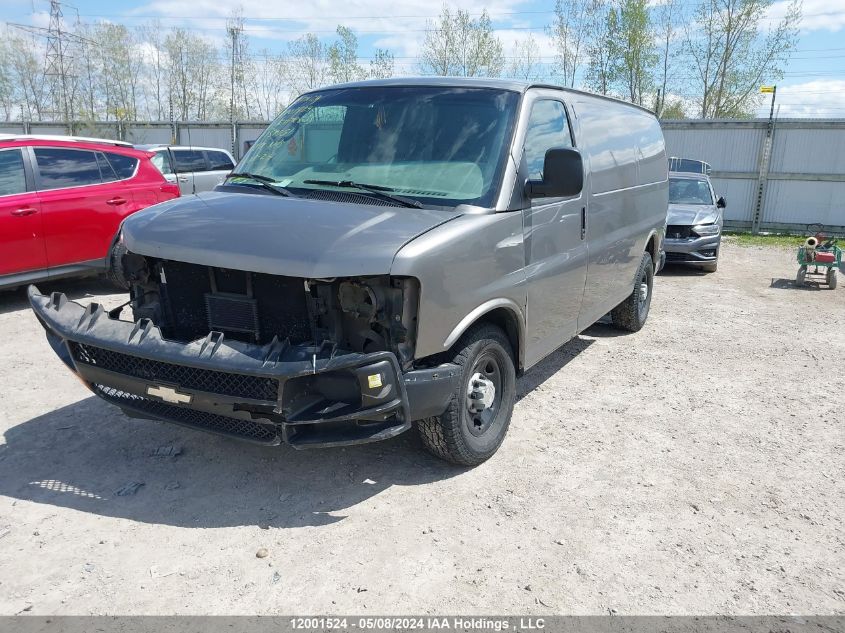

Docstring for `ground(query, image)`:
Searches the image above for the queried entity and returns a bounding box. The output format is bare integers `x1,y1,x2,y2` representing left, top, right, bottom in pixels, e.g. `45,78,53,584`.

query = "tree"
508,34,545,81
138,20,167,120
584,0,621,95
0,32,17,121
95,23,145,121
615,0,658,105
253,49,288,119
660,98,688,119
419,6,504,77
328,26,365,84
685,0,801,118
654,0,684,116
548,0,598,87
287,33,329,97
164,28,219,120
5,32,49,121
368,49,395,79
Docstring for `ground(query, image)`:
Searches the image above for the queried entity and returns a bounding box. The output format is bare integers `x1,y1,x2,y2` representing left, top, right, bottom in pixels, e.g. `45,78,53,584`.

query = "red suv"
0,135,180,290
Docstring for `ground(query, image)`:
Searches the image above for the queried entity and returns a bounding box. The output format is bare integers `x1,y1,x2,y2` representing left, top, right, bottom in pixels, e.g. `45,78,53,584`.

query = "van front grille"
158,261,311,345
70,342,279,401
94,384,280,444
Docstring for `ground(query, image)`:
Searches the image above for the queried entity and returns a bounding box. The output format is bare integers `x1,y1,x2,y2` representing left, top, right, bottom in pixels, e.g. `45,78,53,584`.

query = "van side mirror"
716,196,726,209
526,148,584,199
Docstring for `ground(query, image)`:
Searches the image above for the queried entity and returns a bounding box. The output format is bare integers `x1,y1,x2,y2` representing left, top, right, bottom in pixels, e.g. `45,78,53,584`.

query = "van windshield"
235,86,520,209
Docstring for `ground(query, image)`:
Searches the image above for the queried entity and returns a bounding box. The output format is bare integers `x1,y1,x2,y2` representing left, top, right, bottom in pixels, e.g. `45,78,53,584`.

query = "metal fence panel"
662,123,766,173
710,178,756,224
770,127,845,175
124,124,173,145
177,125,233,153
28,124,71,136
765,180,845,226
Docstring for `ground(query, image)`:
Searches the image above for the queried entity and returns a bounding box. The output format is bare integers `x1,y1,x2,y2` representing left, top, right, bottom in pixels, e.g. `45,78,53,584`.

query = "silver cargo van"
30,78,668,465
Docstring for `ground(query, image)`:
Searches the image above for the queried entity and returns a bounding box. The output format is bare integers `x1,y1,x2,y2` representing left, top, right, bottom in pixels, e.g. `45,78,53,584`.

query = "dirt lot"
0,240,842,616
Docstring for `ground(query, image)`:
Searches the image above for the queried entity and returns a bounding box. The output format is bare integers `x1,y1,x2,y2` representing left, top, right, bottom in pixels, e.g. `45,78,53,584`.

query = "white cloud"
760,80,845,117
131,0,533,43
767,0,845,32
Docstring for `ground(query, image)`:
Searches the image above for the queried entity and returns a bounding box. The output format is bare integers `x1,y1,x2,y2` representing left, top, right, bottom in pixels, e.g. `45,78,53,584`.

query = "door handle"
580,207,587,240
106,197,127,206
11,207,37,217
178,176,189,182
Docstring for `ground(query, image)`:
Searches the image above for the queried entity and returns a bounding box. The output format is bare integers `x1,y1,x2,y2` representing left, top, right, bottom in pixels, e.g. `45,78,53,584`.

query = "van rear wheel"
611,251,654,332
416,324,516,466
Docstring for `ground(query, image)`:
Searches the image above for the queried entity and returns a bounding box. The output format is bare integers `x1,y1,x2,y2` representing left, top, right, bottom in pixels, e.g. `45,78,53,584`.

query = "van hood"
121,191,460,278
667,203,720,226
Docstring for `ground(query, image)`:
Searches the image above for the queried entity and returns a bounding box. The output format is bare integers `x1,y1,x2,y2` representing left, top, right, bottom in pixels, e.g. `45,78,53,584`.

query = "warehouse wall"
662,119,845,233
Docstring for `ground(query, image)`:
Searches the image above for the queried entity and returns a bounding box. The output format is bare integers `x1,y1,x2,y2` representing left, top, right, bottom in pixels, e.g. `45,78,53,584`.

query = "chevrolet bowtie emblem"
146,384,192,404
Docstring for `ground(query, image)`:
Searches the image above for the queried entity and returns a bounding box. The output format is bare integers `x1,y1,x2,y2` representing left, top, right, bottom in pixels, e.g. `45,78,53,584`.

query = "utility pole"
9,1,95,127
226,13,244,158
228,24,238,123
752,85,777,235
45,0,70,126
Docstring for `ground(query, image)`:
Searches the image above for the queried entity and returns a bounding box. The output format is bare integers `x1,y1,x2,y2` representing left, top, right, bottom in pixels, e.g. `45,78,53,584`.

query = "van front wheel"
105,240,130,290
611,251,654,332
416,324,516,466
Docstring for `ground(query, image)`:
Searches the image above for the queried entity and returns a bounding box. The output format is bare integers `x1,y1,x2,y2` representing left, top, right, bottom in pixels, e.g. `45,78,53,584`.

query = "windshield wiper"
303,179,422,208
227,172,296,197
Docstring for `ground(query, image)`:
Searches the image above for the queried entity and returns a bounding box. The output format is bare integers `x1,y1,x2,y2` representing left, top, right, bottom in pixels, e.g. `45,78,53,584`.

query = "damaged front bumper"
29,286,459,448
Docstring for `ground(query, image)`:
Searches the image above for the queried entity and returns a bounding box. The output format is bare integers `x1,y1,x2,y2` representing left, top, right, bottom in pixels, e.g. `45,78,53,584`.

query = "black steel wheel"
417,324,516,466
610,251,654,332
105,240,130,290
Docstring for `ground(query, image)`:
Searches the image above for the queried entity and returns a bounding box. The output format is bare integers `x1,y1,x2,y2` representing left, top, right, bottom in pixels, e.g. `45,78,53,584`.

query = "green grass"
723,232,807,248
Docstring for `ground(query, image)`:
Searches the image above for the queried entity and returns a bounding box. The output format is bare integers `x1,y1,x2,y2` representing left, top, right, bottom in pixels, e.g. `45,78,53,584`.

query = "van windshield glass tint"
669,177,713,205
236,86,520,208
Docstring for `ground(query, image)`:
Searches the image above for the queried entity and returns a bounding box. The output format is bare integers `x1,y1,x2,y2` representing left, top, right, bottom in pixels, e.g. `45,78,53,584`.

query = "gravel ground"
0,239,842,616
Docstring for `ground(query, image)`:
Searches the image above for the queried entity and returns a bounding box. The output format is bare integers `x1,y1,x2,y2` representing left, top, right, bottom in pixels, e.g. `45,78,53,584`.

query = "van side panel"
573,96,667,330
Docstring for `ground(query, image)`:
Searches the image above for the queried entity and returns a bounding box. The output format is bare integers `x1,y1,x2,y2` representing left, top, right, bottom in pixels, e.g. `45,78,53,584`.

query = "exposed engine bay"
120,251,419,369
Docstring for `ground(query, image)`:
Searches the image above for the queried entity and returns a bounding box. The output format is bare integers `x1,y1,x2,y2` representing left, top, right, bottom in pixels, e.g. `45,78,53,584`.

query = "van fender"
442,297,526,368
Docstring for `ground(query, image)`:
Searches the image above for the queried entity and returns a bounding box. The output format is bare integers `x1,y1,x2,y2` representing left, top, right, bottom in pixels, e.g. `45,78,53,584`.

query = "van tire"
105,240,130,290
416,324,516,466
611,251,654,332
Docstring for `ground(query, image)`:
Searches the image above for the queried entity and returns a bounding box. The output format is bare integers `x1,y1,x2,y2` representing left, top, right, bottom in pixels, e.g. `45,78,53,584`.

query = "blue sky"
2,0,845,117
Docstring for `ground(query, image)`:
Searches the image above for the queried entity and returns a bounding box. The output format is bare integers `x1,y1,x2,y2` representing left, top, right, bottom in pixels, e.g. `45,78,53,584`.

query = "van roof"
309,77,657,115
